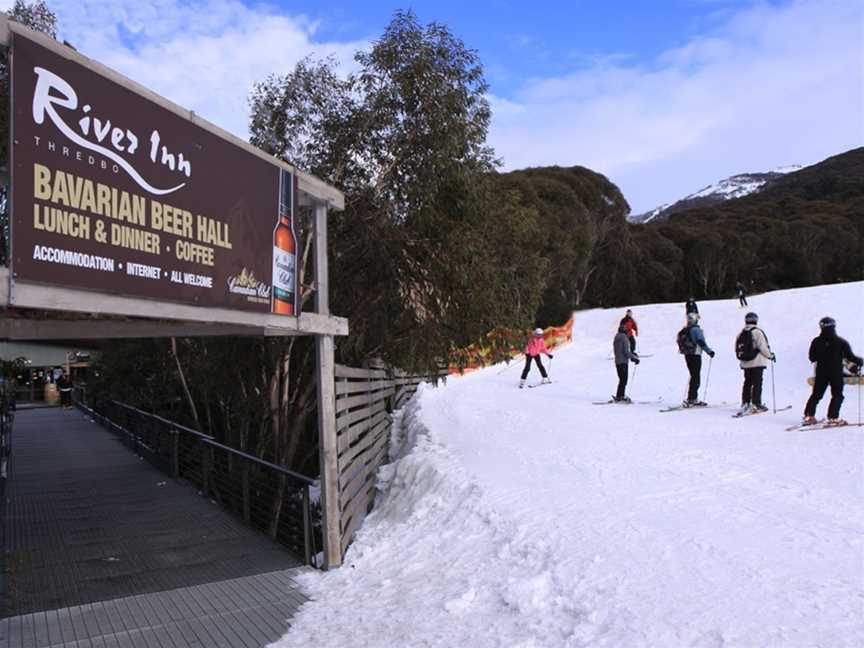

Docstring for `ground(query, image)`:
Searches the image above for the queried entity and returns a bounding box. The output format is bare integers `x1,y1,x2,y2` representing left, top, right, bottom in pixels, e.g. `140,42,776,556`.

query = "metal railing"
0,382,14,494
73,392,320,567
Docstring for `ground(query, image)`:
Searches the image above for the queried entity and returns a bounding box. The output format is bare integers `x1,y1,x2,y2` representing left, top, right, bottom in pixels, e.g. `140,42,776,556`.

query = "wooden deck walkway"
0,408,309,647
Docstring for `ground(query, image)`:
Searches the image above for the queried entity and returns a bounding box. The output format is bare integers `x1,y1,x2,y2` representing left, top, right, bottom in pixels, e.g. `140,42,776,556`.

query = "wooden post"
302,486,312,566
314,202,342,569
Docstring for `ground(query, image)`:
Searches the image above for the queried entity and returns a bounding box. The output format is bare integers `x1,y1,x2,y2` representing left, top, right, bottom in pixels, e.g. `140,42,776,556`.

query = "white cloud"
48,0,364,143
489,0,864,213
26,0,864,213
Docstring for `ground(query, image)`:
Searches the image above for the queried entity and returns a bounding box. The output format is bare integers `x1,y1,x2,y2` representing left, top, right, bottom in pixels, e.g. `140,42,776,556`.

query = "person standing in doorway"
677,312,715,407
620,309,639,353
613,325,640,402
57,371,73,410
520,328,553,388
736,281,748,307
735,312,775,415
803,317,862,426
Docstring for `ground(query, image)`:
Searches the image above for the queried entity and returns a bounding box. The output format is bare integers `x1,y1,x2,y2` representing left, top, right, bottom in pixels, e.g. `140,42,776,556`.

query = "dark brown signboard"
10,33,299,315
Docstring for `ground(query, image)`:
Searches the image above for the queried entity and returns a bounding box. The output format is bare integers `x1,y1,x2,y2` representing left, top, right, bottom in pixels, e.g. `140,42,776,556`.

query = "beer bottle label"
272,246,295,303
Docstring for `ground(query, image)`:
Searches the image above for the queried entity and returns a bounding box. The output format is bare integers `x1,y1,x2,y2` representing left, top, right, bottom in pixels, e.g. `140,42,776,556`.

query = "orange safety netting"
448,316,574,375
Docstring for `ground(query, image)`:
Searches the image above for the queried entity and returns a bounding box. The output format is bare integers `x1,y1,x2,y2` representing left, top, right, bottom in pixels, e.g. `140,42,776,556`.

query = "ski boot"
683,400,707,408
737,403,752,416
801,415,818,426
541,377,551,384
825,418,848,427
519,379,525,389
751,404,769,413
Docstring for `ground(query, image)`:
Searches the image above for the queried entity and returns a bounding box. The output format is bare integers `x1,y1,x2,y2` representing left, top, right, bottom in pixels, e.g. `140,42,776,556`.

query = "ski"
788,421,864,431
732,405,793,418
606,354,654,360
785,419,825,431
527,381,554,389
659,404,717,413
593,398,662,405
814,422,864,430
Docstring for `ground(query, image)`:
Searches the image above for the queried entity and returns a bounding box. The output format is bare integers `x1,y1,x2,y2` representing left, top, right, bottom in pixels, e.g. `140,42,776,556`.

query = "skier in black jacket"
735,281,748,307
685,297,699,316
803,317,862,426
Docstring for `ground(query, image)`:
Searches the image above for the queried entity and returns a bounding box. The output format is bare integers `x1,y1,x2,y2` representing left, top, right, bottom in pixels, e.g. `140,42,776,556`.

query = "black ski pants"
741,367,765,406
805,372,844,419
685,354,702,402
615,363,628,400
738,293,748,307
521,355,548,380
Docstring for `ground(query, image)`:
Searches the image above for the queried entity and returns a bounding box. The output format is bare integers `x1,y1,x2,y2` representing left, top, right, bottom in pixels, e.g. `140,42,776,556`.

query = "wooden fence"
334,361,440,557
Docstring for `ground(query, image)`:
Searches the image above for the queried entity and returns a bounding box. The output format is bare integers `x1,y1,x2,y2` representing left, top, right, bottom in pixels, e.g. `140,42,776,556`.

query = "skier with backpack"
677,312,715,407
613,324,640,402
802,317,862,426
734,312,775,415
619,309,639,353
519,328,553,388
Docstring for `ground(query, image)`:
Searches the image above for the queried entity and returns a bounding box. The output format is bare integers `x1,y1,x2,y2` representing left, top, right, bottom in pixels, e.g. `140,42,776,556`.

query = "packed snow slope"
273,282,864,648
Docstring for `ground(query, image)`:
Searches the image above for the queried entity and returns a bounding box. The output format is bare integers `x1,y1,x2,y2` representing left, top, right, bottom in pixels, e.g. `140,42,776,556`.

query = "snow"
271,282,864,648
773,165,803,174
637,203,669,224
689,176,766,200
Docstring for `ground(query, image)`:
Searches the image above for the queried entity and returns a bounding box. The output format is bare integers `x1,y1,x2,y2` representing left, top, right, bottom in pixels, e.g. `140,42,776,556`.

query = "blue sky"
10,0,863,213
274,0,753,95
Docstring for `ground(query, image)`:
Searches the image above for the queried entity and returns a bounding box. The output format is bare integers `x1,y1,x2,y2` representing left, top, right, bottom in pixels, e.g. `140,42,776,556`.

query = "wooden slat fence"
334,360,440,557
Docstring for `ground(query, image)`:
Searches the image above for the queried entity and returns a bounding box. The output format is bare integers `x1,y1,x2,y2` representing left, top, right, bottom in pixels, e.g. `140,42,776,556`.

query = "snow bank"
272,393,594,647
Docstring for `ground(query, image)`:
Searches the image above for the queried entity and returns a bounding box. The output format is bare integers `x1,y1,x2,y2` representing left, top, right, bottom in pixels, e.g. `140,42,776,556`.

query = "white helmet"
534,328,544,336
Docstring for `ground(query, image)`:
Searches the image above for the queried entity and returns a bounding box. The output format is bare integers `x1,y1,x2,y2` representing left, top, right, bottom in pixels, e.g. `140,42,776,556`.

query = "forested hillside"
504,148,863,324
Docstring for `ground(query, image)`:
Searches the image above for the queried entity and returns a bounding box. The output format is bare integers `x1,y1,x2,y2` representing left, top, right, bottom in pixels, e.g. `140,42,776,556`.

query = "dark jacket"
685,299,699,314
809,329,862,376
613,331,636,364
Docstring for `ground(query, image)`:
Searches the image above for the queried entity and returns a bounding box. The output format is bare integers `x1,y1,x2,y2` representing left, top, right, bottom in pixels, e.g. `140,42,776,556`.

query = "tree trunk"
171,337,201,431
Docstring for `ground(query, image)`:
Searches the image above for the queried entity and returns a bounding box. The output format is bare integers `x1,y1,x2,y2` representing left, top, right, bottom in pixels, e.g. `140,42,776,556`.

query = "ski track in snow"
273,282,864,648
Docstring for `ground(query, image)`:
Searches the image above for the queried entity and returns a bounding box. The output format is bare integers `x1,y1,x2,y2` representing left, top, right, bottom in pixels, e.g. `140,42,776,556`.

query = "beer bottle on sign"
272,170,297,315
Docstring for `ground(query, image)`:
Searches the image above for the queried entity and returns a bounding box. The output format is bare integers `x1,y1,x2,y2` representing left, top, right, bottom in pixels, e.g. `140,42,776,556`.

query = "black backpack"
735,328,759,361
676,327,696,354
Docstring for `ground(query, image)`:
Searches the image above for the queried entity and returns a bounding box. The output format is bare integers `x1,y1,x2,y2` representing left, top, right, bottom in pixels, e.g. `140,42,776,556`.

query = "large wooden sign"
10,33,299,315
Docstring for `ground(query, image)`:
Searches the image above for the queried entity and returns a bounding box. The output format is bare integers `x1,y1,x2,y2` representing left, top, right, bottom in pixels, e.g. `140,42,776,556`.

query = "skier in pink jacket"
520,328,553,388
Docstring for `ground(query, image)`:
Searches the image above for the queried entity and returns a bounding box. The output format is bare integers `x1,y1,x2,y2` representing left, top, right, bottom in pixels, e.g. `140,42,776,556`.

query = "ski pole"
703,356,713,403
858,369,862,425
548,356,553,379
496,355,522,375
630,361,638,398
771,360,777,414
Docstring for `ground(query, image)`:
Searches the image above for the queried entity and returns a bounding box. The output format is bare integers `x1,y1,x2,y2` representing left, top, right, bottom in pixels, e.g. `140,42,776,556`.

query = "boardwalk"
0,407,308,647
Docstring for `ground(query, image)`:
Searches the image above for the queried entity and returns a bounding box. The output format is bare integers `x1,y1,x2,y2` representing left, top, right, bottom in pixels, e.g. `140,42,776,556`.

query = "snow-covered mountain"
631,165,802,223
275,281,864,648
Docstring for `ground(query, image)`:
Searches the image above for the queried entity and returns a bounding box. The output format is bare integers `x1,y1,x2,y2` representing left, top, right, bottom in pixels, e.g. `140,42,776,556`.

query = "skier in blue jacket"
680,312,715,407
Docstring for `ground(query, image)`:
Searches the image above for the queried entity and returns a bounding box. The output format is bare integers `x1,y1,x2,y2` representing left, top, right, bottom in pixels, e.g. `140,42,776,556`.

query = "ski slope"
273,282,864,648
